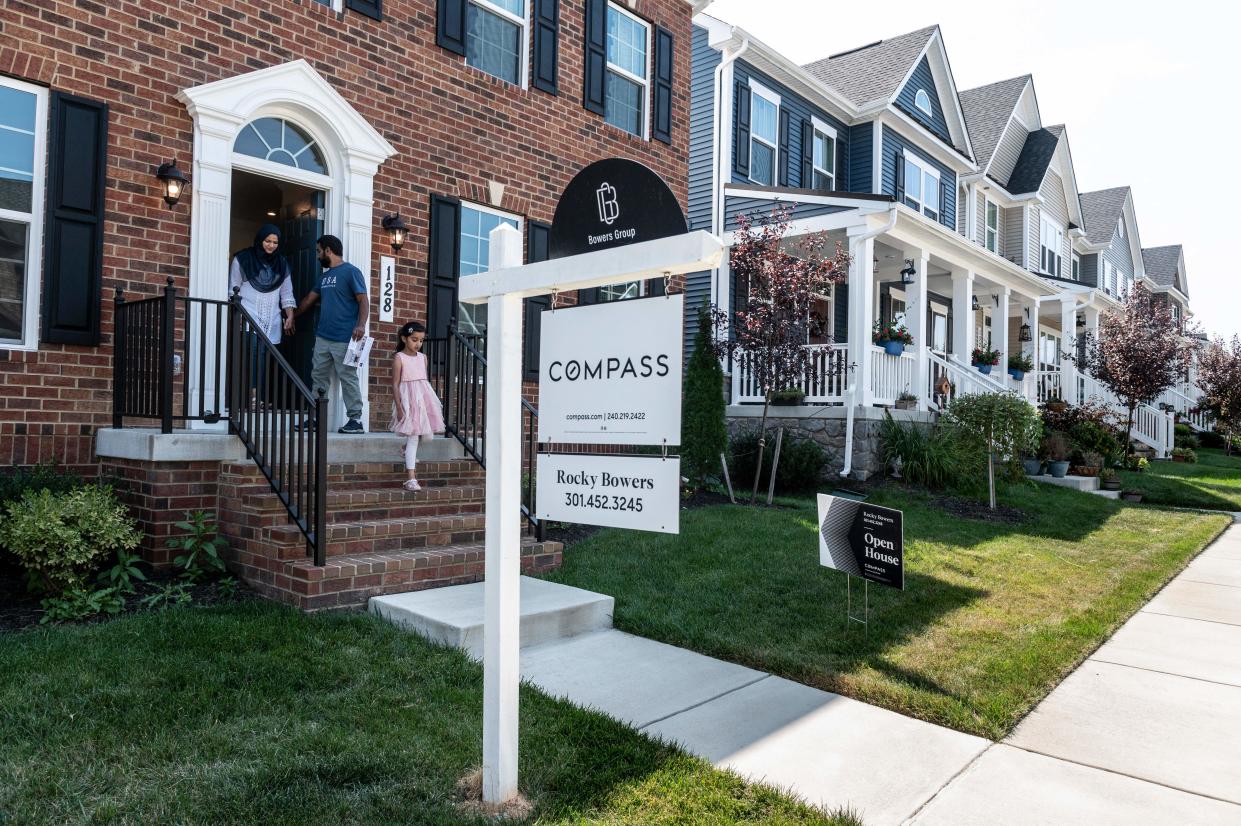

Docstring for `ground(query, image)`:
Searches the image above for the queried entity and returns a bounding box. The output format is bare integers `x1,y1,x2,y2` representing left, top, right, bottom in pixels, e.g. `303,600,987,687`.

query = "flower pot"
1102,479,1122,491
771,396,804,407
1172,455,1187,463
1048,460,1071,478
1047,401,1067,413
1022,458,1043,476
1008,368,1025,381
1074,466,1101,478
882,340,905,356
975,363,992,375
894,398,916,410
1121,492,1144,503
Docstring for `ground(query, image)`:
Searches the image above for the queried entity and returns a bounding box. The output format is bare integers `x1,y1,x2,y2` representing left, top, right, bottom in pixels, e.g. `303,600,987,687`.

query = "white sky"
700,0,1239,339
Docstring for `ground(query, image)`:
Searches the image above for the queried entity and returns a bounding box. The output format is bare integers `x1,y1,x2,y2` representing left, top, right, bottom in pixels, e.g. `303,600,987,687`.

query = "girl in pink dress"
390,321,445,491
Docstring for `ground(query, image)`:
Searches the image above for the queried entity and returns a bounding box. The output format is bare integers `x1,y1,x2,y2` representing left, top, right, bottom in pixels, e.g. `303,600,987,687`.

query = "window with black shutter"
800,119,813,189
523,221,551,380
427,195,462,341
43,92,107,346
893,148,905,202
532,0,559,94
777,110,791,187
582,0,607,115
733,79,750,177
437,0,468,56
346,0,382,21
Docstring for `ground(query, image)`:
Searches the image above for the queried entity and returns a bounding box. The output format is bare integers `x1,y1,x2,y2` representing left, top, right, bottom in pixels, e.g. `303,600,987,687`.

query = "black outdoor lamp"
900,259,916,284
1019,322,1033,342
971,295,979,312
155,159,189,208
382,213,408,253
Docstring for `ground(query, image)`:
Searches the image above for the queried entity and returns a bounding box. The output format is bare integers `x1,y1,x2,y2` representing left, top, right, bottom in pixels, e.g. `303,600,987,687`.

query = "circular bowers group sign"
549,158,688,259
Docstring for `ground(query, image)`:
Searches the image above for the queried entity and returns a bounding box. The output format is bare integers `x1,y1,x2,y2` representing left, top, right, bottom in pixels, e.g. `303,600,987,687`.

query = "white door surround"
176,60,397,428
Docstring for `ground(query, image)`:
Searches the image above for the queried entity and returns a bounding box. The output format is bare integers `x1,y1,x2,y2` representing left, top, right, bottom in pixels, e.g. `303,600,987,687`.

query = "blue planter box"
1008,368,1025,381
975,363,992,375
882,340,905,356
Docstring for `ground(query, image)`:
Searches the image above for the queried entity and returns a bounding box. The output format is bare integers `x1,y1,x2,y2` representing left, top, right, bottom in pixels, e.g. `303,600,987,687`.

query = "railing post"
113,287,126,429
160,277,176,434
226,288,241,435
446,316,458,435
314,389,328,567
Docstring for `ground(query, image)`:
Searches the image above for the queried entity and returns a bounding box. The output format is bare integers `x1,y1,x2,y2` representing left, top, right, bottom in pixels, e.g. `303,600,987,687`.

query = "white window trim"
457,201,523,333
605,2,651,140
810,115,837,190
984,197,998,253
599,280,645,302
314,0,344,11
914,88,933,117
747,80,780,186
903,151,940,220
467,0,532,89
1040,213,1065,277
1071,252,1081,282
0,76,48,351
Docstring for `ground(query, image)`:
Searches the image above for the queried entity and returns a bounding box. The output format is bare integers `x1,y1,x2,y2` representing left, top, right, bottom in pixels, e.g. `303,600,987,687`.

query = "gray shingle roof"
959,76,1029,171
1006,125,1062,194
1142,245,1186,295
1079,187,1130,245
801,26,937,108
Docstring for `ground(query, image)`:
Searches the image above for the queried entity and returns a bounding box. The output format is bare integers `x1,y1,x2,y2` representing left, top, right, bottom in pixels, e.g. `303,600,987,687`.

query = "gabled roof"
1007,125,1062,194
1079,187,1130,245
960,76,1030,171
1142,245,1188,296
801,26,938,109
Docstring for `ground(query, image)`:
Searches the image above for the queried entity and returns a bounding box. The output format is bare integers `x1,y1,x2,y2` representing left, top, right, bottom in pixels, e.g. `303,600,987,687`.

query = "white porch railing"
1157,386,1213,432
926,350,1014,411
870,346,915,405
1035,371,1062,404
730,344,849,405
1079,372,1174,457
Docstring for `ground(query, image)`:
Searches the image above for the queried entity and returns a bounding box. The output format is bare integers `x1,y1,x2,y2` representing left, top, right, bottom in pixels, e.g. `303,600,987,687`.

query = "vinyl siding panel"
880,125,956,230
1100,222,1135,296
990,120,1026,186
1004,204,1025,267
1080,252,1099,288
956,185,966,235
895,56,951,143
849,122,873,193
724,195,850,230
688,25,721,233
1040,172,1069,226
682,269,712,357
975,192,985,246
1027,204,1041,273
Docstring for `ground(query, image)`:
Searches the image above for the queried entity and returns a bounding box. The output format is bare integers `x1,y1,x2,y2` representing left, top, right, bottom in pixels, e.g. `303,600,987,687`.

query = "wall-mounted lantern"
155,159,189,208
900,259,916,284
1019,322,1033,342
971,295,980,312
382,213,408,253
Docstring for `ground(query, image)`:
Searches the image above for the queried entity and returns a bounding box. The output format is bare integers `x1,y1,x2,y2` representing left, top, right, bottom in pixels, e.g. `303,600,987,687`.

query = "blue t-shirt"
314,263,367,342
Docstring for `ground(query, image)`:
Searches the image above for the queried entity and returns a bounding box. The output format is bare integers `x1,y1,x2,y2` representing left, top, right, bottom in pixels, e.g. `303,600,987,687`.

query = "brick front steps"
218,457,561,611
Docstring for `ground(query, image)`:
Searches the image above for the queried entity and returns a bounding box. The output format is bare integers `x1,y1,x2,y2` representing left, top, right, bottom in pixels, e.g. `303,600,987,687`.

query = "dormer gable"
960,75,1043,187
896,56,950,143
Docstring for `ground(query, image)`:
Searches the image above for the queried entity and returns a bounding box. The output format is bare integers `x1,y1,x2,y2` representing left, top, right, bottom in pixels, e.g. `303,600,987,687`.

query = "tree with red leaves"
1069,284,1195,456
1195,335,1241,455
707,206,851,501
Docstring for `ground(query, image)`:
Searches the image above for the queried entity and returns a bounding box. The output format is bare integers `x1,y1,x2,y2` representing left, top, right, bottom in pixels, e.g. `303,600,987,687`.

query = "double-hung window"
903,153,940,221
748,82,779,186
0,78,47,350
984,199,999,253
605,3,650,137
1105,262,1118,296
1040,213,1064,277
458,203,522,335
466,0,527,86
811,117,836,190
1071,252,1081,281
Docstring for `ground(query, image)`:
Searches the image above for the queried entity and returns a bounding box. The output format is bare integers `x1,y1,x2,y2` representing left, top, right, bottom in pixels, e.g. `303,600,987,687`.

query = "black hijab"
234,224,291,294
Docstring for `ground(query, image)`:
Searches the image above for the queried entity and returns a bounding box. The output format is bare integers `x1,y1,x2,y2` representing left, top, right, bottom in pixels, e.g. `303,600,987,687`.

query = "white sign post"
459,225,723,805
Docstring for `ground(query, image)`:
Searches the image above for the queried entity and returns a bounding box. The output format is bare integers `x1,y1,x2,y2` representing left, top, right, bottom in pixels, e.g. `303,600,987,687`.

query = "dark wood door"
280,192,324,387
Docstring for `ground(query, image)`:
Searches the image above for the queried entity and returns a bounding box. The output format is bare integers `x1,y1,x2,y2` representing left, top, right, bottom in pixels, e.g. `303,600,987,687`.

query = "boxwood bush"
728,428,828,494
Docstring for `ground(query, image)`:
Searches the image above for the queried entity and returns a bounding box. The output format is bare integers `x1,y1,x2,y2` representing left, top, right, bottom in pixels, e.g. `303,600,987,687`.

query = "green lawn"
0,603,858,825
1119,447,1241,511
547,483,1229,740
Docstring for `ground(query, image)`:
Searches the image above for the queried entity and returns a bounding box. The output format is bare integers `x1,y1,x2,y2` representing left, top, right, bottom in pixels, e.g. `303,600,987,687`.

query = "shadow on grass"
1118,471,1241,511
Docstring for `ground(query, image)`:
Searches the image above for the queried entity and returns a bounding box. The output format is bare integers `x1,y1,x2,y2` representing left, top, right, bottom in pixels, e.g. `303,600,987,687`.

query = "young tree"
1195,335,1241,455
706,206,851,502
1069,284,1194,456
682,305,728,492
942,392,1041,509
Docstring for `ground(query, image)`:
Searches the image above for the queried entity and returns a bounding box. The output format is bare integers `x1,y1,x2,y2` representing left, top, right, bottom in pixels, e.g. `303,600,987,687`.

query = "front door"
280,192,324,387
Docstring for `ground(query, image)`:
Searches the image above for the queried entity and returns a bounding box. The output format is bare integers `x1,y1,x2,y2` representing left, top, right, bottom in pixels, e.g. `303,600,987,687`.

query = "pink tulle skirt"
390,380,445,437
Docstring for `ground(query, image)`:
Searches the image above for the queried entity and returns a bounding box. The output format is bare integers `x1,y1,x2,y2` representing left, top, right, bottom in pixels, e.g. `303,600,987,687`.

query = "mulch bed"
930,494,1028,524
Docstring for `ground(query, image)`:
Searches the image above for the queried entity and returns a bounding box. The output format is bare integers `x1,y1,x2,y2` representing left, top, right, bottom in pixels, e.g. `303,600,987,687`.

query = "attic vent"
827,40,882,60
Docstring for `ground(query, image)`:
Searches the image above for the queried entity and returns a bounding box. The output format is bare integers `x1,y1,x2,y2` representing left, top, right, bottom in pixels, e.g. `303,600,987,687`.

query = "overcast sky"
700,0,1238,339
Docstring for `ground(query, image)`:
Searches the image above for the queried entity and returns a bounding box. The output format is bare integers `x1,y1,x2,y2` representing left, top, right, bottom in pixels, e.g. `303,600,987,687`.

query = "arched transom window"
914,89,933,117
233,117,326,174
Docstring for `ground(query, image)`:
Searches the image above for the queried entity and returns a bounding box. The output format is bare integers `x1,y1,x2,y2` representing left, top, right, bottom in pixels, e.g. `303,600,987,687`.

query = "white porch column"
1084,306,1100,341
1060,299,1079,405
847,230,876,407
905,249,931,410
996,287,1011,389
951,270,974,364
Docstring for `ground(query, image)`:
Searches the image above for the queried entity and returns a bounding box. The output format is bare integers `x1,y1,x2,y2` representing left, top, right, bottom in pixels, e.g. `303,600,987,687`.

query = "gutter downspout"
711,34,749,242
840,205,899,478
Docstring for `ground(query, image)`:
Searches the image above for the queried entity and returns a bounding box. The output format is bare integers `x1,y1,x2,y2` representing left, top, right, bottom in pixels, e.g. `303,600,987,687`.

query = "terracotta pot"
1121,492,1144,503
1172,455,1187,463
1102,480,1122,490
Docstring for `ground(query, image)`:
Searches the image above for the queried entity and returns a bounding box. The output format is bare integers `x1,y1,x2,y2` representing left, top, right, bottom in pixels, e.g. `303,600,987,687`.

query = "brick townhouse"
0,0,702,608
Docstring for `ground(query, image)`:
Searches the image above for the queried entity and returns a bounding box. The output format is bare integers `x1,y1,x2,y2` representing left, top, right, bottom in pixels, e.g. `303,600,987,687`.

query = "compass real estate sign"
817,494,905,589
536,453,680,534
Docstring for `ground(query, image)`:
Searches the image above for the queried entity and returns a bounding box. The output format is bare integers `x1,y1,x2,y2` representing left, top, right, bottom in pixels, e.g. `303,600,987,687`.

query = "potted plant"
1171,447,1198,463
1022,455,1044,476
1044,392,1068,413
1074,451,1104,477
1124,454,1149,473
1100,468,1122,491
894,390,917,410
1007,352,1033,381
770,387,806,407
1121,488,1144,503
1041,431,1071,478
971,346,1001,375
873,321,914,356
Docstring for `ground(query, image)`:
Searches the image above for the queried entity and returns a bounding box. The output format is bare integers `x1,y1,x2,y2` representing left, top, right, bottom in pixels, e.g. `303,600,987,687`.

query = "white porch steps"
368,576,614,658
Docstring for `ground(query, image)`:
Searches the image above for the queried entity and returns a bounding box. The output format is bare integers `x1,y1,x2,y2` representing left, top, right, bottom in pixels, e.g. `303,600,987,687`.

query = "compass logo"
596,182,620,226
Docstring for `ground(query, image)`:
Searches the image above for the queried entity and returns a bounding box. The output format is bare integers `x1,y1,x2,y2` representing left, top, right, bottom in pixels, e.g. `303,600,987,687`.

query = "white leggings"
404,435,420,471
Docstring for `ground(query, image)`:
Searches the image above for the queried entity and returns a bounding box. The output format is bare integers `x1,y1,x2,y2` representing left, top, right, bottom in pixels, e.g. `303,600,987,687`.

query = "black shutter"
879,288,892,327
532,0,559,95
894,149,905,201
523,221,552,380
652,26,674,144
777,110,790,187
346,0,383,21
835,135,847,191
582,0,607,115
733,80,750,177
427,195,461,341
800,119,813,189
645,274,666,297
437,0,467,56
577,286,599,305
43,92,107,346
940,179,950,226
833,283,848,344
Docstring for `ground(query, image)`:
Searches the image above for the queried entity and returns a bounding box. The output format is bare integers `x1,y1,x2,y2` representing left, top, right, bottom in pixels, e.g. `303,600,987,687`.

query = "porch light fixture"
971,295,979,312
1019,323,1033,342
900,259,916,284
155,159,189,208
382,213,408,253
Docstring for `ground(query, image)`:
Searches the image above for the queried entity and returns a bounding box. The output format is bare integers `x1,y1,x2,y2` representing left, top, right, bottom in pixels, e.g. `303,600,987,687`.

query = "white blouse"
229,258,297,344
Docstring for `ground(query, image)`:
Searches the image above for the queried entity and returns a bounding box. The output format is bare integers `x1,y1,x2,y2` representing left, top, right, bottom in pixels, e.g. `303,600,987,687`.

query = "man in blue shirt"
293,235,370,433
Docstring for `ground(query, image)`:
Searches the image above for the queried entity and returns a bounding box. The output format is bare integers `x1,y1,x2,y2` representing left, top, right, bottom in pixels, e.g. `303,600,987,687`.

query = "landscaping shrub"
0,462,86,506
682,306,728,490
879,413,980,492
1174,424,1200,451
1171,447,1199,463
0,485,141,596
942,393,1042,482
728,428,827,493
1040,399,1117,435
1070,420,1123,466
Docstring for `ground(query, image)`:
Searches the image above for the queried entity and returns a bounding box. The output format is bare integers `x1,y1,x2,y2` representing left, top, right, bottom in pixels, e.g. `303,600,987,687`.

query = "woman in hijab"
229,224,296,407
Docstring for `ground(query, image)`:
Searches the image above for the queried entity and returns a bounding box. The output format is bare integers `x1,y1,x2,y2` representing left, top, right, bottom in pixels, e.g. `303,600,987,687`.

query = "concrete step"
369,576,613,658
1029,473,1101,492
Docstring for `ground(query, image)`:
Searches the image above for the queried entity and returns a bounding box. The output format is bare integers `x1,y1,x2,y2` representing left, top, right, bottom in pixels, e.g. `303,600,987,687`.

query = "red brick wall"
100,458,221,565
0,0,692,468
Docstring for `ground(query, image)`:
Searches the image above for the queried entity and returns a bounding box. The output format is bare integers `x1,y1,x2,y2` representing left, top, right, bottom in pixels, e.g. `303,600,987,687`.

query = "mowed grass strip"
547,482,1229,740
1119,447,1241,510
0,603,859,826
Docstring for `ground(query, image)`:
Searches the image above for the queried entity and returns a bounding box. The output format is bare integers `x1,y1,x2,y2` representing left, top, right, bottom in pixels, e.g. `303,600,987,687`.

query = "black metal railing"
113,279,327,565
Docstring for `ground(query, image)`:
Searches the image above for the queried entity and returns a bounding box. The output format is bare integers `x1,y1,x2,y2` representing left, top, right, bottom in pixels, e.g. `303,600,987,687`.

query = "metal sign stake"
845,574,869,635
